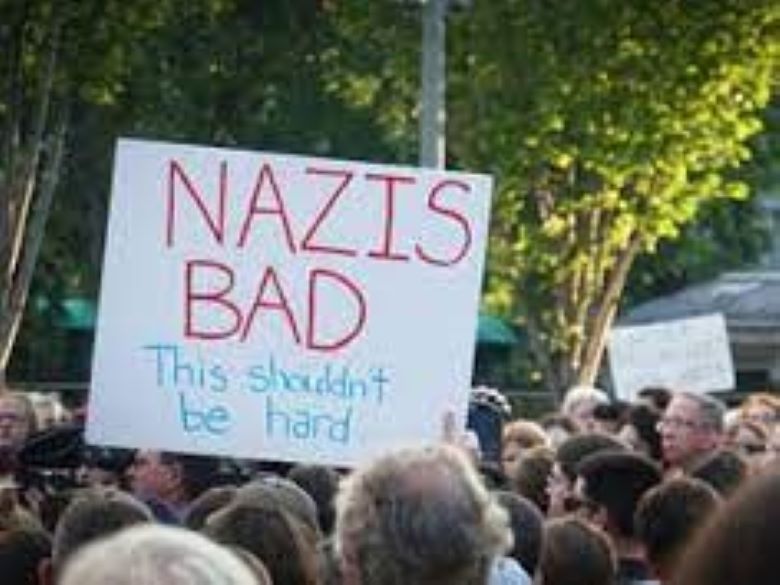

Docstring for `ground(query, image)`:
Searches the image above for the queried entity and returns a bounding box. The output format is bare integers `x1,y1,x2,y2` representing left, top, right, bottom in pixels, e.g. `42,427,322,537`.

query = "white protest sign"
87,138,493,467
608,313,735,401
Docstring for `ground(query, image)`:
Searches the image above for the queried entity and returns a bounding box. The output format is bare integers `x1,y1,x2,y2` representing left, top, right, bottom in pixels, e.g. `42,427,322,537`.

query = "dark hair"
540,517,615,585
625,404,663,461
0,527,51,585
51,487,152,573
592,402,629,425
689,448,748,498
159,452,221,500
637,387,672,411
204,502,317,585
183,485,237,530
508,445,554,513
635,477,720,579
540,414,580,435
494,491,544,575
672,470,780,585
287,465,341,535
577,452,662,539
556,433,627,482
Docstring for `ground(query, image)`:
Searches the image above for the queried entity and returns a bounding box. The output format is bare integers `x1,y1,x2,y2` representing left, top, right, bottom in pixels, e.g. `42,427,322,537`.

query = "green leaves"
448,0,780,391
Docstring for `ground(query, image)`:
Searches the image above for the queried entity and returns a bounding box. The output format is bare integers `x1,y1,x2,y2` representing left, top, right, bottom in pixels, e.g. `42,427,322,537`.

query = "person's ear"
38,557,54,585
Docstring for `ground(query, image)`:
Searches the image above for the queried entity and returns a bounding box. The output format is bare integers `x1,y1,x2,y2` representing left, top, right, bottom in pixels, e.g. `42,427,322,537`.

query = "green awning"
58,298,97,330
477,313,519,345
35,297,96,330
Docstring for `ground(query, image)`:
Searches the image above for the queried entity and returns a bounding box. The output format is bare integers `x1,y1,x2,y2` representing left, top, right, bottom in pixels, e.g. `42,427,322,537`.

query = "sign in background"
608,313,735,401
87,139,493,467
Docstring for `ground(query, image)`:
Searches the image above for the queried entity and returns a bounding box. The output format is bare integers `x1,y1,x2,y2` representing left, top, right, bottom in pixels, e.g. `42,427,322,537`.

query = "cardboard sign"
608,313,735,400
87,139,493,467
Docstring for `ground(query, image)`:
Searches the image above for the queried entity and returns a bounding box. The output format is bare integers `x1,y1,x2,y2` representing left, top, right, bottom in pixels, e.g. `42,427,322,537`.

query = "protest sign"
87,138,493,467
608,313,735,401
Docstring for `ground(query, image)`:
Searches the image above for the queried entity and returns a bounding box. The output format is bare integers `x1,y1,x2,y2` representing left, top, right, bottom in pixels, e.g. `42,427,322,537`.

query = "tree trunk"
0,120,67,381
0,14,65,384
577,233,642,386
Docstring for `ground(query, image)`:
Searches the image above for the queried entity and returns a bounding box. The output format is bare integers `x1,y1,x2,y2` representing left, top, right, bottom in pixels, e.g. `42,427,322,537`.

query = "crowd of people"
0,384,779,584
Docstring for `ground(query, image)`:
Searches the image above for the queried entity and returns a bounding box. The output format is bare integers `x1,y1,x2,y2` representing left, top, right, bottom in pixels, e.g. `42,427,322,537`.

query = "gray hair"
60,524,257,585
561,386,609,416
335,445,511,585
678,392,726,433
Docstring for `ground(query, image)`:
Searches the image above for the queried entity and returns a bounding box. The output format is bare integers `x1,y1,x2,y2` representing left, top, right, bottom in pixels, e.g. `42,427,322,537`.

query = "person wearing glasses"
657,392,725,475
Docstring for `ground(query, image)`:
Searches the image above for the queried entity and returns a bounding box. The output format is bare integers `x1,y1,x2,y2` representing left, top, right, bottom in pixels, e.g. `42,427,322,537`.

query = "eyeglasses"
737,443,767,455
657,416,705,431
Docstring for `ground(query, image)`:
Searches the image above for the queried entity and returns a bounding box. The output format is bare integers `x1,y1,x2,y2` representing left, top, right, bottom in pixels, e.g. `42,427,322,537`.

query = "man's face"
659,396,718,468
127,451,177,501
0,396,31,451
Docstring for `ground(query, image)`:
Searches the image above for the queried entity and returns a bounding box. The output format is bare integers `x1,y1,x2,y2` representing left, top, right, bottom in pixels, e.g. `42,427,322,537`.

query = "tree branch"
0,115,68,373
578,231,642,385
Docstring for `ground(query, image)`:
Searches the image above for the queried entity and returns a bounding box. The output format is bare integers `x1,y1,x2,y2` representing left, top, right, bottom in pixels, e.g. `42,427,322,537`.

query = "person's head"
672,470,780,585
28,393,67,432
288,464,341,535
51,487,153,577
59,524,257,585
591,402,629,436
204,501,317,585
507,445,554,514
561,387,609,432
127,451,219,508
726,420,770,471
618,404,663,462
0,392,37,453
183,486,237,530
501,420,549,477
739,392,780,428
539,517,616,585
547,433,626,518
0,526,51,585
635,477,720,581
636,387,672,412
659,392,725,470
494,491,544,576
574,452,662,544
689,448,748,498
335,444,511,585
236,474,320,540
539,414,580,450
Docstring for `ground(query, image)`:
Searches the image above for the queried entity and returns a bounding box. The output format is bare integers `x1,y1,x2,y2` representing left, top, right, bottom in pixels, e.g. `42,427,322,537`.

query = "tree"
0,0,171,384
7,0,415,381
448,1,780,396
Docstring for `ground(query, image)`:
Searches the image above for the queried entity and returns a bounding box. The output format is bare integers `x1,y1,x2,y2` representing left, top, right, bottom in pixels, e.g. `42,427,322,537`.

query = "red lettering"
184,260,241,340
167,160,227,247
365,173,414,262
237,163,297,253
301,167,358,257
415,180,473,267
307,269,367,352
241,266,301,344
